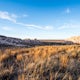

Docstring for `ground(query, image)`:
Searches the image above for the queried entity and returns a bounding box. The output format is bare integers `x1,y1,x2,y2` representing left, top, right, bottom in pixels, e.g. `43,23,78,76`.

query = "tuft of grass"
59,54,69,68
16,54,23,61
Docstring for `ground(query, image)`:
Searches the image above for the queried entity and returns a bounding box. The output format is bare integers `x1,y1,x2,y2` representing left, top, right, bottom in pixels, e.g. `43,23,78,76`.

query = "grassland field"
0,45,80,80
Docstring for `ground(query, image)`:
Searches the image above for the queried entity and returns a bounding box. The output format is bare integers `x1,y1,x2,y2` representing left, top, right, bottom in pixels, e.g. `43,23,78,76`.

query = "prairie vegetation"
0,45,80,80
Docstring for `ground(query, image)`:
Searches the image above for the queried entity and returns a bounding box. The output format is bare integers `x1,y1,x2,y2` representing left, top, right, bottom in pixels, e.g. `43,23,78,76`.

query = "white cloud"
58,23,80,29
44,26,53,30
0,11,53,30
16,22,54,30
65,8,71,14
2,26,13,31
0,11,17,23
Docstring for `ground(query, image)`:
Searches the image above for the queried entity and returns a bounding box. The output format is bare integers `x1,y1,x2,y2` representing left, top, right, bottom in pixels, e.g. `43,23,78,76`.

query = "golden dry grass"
0,45,80,80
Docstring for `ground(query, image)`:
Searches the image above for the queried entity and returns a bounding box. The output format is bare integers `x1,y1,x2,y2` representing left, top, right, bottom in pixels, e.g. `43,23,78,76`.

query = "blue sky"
0,0,80,39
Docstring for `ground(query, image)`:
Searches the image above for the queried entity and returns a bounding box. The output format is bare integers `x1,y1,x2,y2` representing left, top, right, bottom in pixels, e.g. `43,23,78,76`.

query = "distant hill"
0,35,77,48
66,36,80,44
0,35,29,47
0,35,42,47
24,39,42,46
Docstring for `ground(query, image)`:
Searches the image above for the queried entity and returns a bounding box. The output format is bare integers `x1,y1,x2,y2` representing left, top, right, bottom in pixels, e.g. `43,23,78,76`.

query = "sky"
0,0,80,39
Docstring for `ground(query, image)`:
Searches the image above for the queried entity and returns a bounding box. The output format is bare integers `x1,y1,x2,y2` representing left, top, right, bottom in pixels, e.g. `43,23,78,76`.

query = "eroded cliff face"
0,45,80,80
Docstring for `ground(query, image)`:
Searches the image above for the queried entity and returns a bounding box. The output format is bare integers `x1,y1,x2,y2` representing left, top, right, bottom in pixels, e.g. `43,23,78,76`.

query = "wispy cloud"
2,26,13,31
65,8,71,14
17,22,53,30
0,11,17,23
44,26,53,30
58,23,80,29
0,11,53,30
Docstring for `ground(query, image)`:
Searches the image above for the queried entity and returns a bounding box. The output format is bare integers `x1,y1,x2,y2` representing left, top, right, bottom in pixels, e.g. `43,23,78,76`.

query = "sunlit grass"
0,45,80,80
